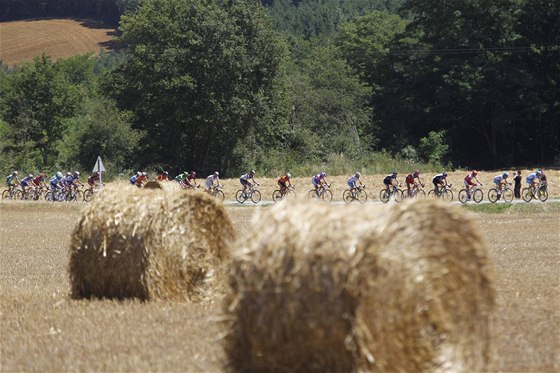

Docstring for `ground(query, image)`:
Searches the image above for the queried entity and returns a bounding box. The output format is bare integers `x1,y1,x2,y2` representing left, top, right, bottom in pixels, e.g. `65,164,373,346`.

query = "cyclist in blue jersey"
492,172,509,199
20,174,34,195
312,172,328,195
6,171,19,191
347,172,363,193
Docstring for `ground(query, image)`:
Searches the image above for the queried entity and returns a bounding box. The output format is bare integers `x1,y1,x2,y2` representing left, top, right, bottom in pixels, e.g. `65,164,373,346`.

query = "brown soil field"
0,18,116,65
1,200,558,372
159,169,559,202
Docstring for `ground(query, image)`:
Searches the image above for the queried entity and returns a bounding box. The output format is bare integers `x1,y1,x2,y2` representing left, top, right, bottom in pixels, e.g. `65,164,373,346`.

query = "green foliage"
418,130,449,165
103,0,288,175
57,97,142,172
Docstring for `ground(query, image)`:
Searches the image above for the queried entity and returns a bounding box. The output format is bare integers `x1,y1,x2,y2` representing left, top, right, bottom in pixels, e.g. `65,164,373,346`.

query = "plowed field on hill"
0,18,116,65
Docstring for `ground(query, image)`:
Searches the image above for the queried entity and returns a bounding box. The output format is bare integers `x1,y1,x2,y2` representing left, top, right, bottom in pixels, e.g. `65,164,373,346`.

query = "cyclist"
134,172,148,188
525,170,540,192
88,171,101,191
240,170,259,195
383,171,398,195
312,172,328,196
538,170,547,191
156,171,169,182
184,171,198,189
347,172,364,193
278,173,293,195
32,173,47,188
464,170,482,199
130,171,141,185
492,172,509,199
6,171,19,191
432,172,448,195
50,172,64,191
405,170,423,196
205,172,220,193
20,174,34,194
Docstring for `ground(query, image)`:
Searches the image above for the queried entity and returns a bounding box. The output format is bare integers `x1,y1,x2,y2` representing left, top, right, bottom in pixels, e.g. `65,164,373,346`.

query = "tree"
103,0,287,175
0,54,81,168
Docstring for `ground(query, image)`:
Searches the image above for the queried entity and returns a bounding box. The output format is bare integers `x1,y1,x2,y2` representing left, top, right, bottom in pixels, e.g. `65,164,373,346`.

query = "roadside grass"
462,202,560,214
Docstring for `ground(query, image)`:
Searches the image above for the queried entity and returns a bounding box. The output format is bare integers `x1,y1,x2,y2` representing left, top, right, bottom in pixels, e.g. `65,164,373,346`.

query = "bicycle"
1,186,21,200
45,188,65,202
428,184,454,202
403,183,426,199
379,184,403,203
343,185,367,204
236,184,261,204
521,182,548,203
272,186,296,203
488,183,514,203
458,185,483,204
308,184,333,203
207,185,225,202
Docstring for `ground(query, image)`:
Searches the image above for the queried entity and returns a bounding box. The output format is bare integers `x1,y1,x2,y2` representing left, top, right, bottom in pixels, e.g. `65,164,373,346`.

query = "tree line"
0,0,558,178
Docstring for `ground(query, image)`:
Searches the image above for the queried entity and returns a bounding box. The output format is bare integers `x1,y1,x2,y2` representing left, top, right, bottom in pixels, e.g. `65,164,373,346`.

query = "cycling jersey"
433,174,446,183
6,175,18,187
493,175,505,185
21,176,33,187
383,175,395,185
347,175,360,188
130,175,138,184
464,174,477,186
88,174,99,186
175,173,187,182
32,176,44,186
50,176,62,189
405,174,415,185
240,173,254,182
206,175,218,188
312,174,324,187
526,173,538,184
278,176,289,184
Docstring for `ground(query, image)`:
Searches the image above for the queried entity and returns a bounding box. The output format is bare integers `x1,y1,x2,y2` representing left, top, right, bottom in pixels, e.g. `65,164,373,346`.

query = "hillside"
0,19,116,65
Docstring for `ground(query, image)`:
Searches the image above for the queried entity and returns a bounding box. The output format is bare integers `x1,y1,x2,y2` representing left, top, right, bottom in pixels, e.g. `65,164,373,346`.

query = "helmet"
472,170,478,175
94,171,99,175
442,172,448,177
40,173,45,177
66,172,72,176
183,171,188,175
56,172,63,178
250,170,256,174
320,172,326,177
12,171,18,175
415,169,420,175
191,171,196,176
502,172,508,178
355,172,361,177
163,171,168,175
137,171,142,176
28,174,33,178
286,173,291,179
214,171,219,177
74,171,80,176
142,172,147,176
392,171,398,176
536,170,542,175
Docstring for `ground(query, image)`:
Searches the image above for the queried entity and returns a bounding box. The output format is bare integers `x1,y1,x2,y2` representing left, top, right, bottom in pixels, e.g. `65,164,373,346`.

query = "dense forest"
0,0,558,177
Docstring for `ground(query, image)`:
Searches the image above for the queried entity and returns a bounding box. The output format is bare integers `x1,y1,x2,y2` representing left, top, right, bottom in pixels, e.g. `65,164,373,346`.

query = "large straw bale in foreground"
223,199,495,372
69,185,234,301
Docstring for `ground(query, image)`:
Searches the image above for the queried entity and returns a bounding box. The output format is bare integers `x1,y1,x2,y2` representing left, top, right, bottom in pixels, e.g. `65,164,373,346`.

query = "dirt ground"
0,18,116,65
0,201,558,372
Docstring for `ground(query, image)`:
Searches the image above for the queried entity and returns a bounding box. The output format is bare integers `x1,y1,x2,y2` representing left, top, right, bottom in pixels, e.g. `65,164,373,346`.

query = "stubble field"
0,18,116,66
0,199,558,372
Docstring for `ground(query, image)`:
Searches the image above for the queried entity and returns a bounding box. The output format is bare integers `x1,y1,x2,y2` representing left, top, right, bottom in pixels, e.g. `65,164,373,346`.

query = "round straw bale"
354,198,496,372
223,199,383,372
223,198,495,373
143,180,163,189
69,185,234,301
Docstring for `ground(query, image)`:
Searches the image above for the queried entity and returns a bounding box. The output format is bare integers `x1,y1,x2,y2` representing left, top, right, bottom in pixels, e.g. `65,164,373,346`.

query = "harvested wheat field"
0,200,558,372
0,18,116,65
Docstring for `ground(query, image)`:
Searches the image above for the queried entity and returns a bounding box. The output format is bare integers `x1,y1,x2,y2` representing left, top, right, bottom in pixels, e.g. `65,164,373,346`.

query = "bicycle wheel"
83,189,93,202
380,189,390,203
74,190,84,202
488,188,499,203
521,188,532,202
308,189,318,199
442,189,453,202
356,189,368,204
251,190,261,204
45,191,54,201
322,189,333,203
537,188,548,202
394,189,403,203
343,190,353,204
502,188,514,203
1,189,10,199
214,190,225,202
473,189,483,203
458,189,469,204
272,190,283,203
286,189,296,199
15,190,23,200
235,190,247,203
427,190,436,198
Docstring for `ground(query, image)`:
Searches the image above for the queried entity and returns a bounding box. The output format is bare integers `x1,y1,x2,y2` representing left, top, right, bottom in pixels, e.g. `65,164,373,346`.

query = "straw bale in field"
69,185,234,301
223,198,495,373
143,180,163,189
223,199,382,372
356,198,496,372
